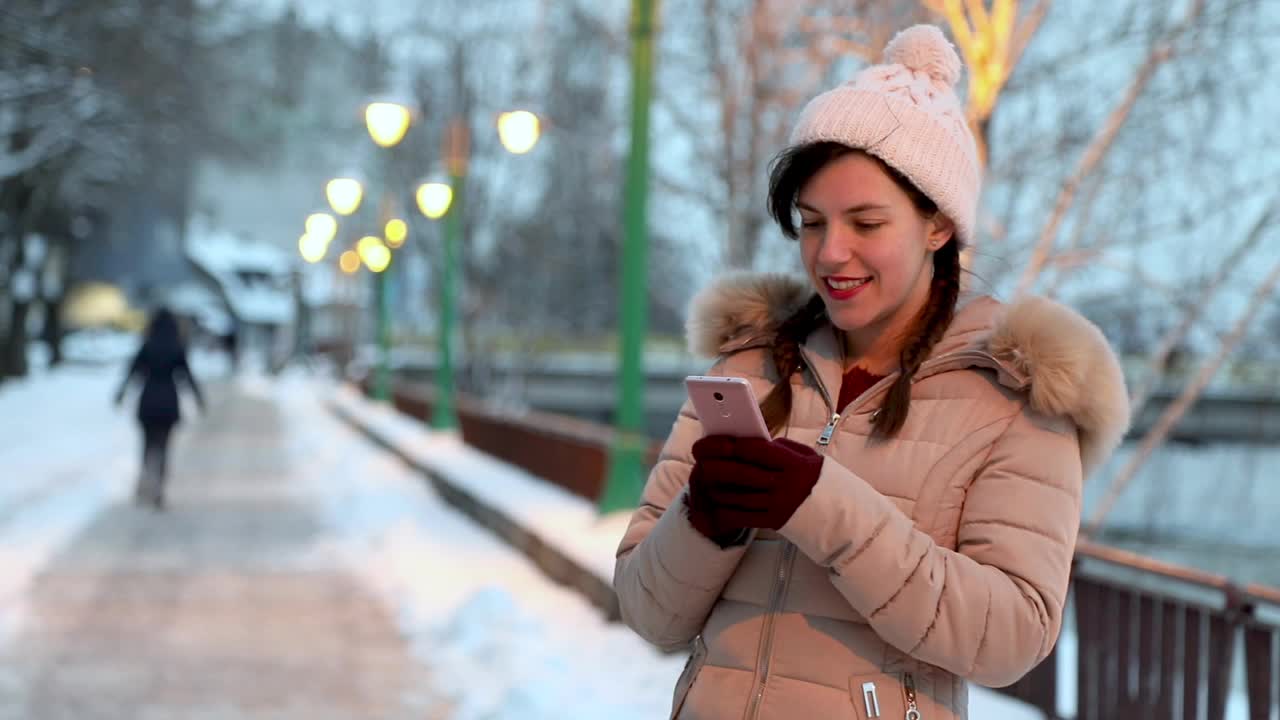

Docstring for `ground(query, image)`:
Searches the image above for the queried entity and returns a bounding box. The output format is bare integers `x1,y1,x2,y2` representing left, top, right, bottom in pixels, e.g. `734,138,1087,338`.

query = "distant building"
186,219,296,370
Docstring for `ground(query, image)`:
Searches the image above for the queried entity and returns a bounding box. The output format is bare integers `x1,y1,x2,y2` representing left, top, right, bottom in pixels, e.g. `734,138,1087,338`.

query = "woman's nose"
817,224,856,267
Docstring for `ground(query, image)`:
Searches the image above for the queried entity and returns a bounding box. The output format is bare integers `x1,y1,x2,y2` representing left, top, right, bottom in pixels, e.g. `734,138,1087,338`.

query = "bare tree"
923,0,1052,162
654,0,931,272
0,0,264,377
481,2,624,342
914,2,1279,536
1,2,136,377
1085,251,1280,536
1124,198,1279,419
1011,0,1209,300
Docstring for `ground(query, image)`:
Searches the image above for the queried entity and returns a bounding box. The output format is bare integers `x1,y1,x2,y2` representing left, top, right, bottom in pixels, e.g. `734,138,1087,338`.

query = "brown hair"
762,141,963,438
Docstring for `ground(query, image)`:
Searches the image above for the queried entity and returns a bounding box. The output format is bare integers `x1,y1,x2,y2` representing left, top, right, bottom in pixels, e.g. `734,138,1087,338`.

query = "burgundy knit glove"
684,455,751,547
685,435,824,534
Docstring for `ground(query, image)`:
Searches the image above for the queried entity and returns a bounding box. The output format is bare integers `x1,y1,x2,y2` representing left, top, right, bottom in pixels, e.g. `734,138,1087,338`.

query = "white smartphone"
685,375,771,440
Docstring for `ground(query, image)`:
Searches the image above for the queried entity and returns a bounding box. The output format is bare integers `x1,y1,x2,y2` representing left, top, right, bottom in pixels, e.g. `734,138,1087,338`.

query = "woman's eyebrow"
796,201,890,214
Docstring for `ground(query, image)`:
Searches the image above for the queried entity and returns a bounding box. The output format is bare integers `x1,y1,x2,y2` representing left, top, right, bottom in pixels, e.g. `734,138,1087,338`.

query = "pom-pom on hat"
789,24,981,245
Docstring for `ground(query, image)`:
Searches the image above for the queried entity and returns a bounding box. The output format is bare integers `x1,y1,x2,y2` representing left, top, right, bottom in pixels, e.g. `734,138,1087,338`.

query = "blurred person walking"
115,307,205,510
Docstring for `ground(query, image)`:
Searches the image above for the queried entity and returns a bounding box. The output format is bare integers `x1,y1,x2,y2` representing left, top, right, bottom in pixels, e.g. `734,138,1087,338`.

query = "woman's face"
796,152,953,356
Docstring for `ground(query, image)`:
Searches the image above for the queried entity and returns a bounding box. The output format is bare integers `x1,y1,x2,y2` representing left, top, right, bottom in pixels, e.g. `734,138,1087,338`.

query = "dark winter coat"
118,311,204,427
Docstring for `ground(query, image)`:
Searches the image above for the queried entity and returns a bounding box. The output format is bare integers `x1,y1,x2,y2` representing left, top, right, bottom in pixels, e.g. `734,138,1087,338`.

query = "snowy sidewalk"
0,368,688,720
0,377,439,719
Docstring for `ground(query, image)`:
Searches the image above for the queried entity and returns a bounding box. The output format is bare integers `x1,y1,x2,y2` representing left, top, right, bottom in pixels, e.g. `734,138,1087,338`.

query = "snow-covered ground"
0,365,1254,719
278,377,690,719
0,365,685,718
0,365,137,643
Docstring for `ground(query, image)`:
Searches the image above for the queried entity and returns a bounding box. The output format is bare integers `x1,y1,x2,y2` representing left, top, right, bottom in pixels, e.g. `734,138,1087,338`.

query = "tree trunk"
42,293,65,367
0,274,9,384
4,300,30,378
0,225,29,380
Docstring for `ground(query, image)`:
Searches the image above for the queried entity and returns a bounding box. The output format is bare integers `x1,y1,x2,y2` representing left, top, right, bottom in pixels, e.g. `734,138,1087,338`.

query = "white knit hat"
789,24,981,245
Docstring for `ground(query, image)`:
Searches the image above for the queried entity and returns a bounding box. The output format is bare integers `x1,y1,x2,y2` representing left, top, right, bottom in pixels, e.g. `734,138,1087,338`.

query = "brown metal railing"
1003,541,1278,719
370,380,663,503
1243,584,1279,720
373,379,1276,719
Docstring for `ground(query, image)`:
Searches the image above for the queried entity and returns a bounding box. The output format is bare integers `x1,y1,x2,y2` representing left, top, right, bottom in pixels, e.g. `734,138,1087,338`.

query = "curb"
327,395,622,623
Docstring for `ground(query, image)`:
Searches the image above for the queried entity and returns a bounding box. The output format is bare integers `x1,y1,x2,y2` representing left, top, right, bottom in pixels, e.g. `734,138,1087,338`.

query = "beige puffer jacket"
614,273,1131,720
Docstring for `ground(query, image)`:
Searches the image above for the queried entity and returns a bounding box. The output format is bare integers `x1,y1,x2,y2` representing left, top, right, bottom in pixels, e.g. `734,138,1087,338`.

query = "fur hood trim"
685,272,1131,473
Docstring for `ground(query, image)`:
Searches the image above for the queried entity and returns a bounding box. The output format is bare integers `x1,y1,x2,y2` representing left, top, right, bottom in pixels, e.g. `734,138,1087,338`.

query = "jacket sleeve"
116,348,144,402
179,350,205,408
612,367,755,651
778,406,1082,688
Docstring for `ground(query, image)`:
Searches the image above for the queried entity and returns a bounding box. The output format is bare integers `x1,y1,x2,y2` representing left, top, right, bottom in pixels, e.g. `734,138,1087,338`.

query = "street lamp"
416,181,453,220
357,236,392,273
339,250,361,274
306,212,338,244
326,178,364,216
300,212,338,264
365,101,413,148
496,110,542,155
384,218,408,248
299,233,328,264
425,108,538,431
362,98,413,403
601,0,661,514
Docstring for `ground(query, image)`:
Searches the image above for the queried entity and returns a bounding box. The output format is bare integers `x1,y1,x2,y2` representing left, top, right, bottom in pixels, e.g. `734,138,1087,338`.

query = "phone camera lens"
713,392,724,402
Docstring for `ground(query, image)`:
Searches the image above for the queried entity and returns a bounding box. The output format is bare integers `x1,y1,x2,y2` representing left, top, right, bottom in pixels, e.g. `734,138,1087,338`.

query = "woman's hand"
685,435,824,535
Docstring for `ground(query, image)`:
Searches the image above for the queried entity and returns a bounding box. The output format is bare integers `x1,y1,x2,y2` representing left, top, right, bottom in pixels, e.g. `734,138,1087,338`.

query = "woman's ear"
926,213,956,250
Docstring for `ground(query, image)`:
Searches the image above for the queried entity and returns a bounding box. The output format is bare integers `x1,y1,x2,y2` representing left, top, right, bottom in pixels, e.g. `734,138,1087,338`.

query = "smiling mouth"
826,277,870,291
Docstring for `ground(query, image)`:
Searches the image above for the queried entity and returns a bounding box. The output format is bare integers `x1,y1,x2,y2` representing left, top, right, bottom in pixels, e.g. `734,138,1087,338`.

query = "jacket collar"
685,272,1131,475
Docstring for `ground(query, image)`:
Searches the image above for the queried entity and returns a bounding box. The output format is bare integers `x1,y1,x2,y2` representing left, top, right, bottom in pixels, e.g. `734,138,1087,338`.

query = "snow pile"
61,329,139,365
0,366,135,642
428,588,685,720
329,384,634,581
278,376,687,719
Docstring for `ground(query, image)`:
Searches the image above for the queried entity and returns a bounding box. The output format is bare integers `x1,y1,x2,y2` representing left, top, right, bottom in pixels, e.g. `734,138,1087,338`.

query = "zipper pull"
904,673,921,720
861,681,881,718
817,412,840,445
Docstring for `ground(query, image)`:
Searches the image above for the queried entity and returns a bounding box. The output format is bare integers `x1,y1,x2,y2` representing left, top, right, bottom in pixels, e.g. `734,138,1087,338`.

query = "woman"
613,25,1130,720
115,307,205,510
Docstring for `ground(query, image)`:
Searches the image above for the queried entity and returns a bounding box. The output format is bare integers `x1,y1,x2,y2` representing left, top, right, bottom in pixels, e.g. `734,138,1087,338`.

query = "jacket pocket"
849,671,929,720
670,635,709,719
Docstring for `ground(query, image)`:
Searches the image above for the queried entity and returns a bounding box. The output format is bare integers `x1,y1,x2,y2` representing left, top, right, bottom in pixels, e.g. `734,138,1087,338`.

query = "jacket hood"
685,272,1131,474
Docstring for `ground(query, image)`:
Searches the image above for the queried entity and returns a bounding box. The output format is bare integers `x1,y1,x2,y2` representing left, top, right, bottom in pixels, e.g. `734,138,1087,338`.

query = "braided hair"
762,141,964,438
757,294,828,436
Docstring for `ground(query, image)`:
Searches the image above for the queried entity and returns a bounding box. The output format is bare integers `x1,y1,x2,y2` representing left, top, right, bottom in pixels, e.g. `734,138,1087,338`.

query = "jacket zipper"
904,672,922,720
817,412,841,445
743,541,795,720
744,345,838,720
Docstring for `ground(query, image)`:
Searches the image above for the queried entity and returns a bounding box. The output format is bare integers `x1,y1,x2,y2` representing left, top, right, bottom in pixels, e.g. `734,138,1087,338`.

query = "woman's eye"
855,222,884,232
800,219,825,229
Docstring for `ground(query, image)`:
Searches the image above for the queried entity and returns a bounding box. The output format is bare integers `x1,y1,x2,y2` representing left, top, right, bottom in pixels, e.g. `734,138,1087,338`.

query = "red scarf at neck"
837,365,886,413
